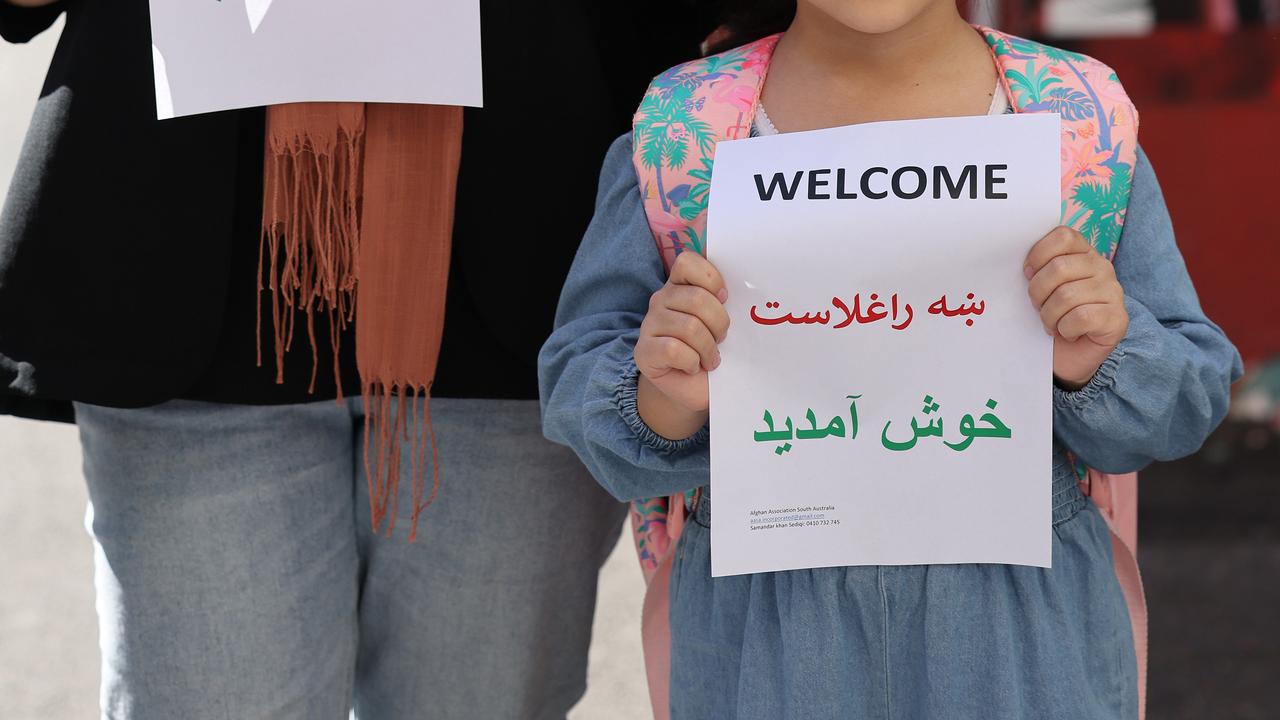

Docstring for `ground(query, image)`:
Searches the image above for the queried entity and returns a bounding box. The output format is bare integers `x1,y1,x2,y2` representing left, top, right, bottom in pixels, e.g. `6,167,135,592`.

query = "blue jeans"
74,397,626,720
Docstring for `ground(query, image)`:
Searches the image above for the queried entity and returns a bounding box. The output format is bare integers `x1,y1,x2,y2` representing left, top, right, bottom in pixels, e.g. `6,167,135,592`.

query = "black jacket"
0,0,711,422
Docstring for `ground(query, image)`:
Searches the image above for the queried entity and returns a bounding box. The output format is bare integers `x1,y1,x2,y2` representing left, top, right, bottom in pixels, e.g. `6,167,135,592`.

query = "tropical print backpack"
628,26,1148,720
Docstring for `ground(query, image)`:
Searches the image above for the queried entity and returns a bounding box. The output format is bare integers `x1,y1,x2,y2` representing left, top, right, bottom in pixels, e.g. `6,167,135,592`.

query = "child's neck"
760,5,998,132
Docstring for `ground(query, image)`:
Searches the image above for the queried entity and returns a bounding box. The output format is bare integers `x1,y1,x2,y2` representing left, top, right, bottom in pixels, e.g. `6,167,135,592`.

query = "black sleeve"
0,1,64,43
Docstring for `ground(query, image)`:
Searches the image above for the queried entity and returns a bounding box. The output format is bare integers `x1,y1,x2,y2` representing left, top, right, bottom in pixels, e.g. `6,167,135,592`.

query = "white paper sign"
707,114,1060,577
148,0,483,119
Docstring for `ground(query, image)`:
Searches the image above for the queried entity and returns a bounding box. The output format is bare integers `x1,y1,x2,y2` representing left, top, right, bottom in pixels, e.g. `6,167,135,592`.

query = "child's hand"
1024,227,1129,390
635,252,729,419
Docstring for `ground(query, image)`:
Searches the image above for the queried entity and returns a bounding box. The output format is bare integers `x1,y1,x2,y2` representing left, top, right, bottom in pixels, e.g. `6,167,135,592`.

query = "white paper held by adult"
149,0,482,119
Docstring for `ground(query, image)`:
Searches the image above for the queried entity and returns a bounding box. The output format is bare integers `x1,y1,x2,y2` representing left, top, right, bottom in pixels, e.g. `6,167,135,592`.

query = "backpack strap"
983,27,1140,258
631,27,1141,264
631,34,781,271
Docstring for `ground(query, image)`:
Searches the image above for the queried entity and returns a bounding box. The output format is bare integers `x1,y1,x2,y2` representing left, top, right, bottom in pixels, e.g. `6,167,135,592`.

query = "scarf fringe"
258,104,460,543
363,381,441,542
257,121,365,398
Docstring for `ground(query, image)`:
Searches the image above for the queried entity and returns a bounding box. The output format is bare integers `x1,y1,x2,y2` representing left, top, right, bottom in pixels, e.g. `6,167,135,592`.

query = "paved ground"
3,18,1278,720
1139,428,1280,720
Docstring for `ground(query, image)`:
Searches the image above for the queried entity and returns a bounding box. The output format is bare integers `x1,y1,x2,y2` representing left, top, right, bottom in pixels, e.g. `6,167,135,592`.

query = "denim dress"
539,135,1241,719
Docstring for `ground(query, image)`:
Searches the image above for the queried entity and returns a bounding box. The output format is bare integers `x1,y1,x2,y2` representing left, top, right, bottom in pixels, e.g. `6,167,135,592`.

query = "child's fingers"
668,251,728,302
638,336,702,377
1056,303,1121,343
1027,252,1099,308
1038,277,1112,335
646,308,721,370
1023,226,1092,278
656,284,730,343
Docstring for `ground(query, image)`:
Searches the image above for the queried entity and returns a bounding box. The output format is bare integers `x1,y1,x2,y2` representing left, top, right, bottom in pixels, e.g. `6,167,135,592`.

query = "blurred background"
2,1,1278,718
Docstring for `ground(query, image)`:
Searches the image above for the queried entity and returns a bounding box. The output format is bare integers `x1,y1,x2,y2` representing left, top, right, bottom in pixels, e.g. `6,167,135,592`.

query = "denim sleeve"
0,1,64,44
538,134,710,502
1052,146,1242,472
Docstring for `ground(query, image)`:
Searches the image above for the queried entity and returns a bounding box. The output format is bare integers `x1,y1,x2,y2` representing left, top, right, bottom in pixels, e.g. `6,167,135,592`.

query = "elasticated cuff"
613,360,710,454
1052,347,1125,411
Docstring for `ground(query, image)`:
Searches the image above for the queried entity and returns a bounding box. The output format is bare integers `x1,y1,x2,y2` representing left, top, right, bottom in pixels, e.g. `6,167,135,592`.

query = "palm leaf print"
1005,61,1061,105
1044,87,1095,121
1072,163,1132,256
681,227,705,256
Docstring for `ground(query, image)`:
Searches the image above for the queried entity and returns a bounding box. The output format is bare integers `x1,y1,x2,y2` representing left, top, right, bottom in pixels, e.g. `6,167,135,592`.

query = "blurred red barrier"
1068,30,1280,363
1074,28,1279,103
1139,102,1280,364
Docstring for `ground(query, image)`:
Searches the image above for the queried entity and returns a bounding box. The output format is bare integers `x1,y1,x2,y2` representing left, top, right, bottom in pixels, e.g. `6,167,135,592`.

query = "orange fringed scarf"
258,102,464,540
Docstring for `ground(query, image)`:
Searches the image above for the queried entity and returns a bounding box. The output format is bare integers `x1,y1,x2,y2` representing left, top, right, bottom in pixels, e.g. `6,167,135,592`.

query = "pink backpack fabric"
629,26,1146,720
